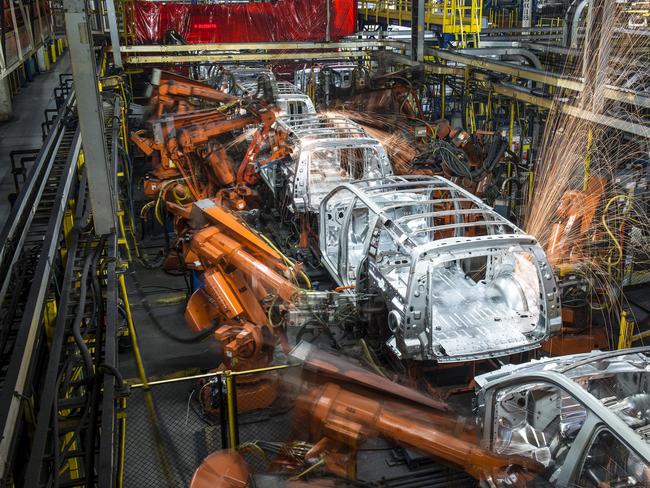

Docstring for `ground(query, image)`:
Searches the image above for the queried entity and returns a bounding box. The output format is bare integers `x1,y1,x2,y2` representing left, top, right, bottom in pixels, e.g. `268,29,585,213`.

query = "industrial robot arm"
131,74,287,207
189,347,545,487
151,70,241,116
178,200,301,370
173,199,350,372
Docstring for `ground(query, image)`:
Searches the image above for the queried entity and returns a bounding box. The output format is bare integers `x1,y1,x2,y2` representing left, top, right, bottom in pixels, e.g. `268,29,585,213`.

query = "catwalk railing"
1,0,55,78
123,365,296,487
122,364,476,487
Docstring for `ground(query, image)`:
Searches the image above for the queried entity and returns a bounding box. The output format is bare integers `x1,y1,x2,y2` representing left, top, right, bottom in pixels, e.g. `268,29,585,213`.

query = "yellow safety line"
225,371,238,448
118,272,175,484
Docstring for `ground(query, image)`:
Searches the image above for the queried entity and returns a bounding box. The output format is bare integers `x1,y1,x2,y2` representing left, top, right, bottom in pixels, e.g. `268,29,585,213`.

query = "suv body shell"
319,175,562,362
261,113,393,213
475,348,650,486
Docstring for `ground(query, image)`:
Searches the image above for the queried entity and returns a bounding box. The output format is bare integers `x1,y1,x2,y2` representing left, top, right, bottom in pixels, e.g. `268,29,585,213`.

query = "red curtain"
133,0,357,44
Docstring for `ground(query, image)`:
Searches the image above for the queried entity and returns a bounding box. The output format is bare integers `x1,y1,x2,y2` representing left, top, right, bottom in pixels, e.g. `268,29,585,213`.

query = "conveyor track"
0,75,122,487
0,89,77,377
0,82,81,483
372,465,476,487
21,96,122,488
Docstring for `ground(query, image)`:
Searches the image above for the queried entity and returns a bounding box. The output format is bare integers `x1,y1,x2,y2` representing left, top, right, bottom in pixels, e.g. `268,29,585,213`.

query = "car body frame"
319,175,562,363
260,113,393,214
475,347,650,487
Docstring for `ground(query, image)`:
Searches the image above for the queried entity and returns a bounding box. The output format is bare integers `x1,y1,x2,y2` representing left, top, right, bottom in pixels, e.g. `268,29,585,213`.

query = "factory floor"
118,263,221,381
118,262,225,486
118,256,477,488
117,241,467,486
0,53,71,222
119,249,650,487
118,263,301,487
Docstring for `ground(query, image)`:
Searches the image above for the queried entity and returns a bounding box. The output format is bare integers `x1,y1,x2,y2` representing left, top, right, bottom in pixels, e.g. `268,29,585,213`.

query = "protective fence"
131,0,357,44
122,366,299,488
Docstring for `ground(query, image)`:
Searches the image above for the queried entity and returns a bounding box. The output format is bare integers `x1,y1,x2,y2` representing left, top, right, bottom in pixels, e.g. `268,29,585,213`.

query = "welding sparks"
523,3,650,329
323,109,421,173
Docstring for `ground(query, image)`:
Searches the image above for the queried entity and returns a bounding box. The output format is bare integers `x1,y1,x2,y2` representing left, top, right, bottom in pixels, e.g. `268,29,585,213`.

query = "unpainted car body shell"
319,175,562,363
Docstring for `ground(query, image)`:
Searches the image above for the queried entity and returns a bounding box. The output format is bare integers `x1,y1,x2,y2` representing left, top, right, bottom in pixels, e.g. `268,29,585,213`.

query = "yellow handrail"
360,0,483,45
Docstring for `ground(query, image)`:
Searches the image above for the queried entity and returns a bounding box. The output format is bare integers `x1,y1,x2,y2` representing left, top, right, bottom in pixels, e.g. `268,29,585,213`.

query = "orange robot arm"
181,200,302,369
153,74,240,116
547,176,605,266
177,111,274,152
158,80,239,105
190,226,298,304
298,382,544,481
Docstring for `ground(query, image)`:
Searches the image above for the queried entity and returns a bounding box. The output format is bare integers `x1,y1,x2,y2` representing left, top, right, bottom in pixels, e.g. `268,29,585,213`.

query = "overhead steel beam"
124,51,369,64
411,0,425,62
378,51,465,75
104,0,122,68
416,43,650,109
119,39,382,64
560,105,649,139
120,37,650,112
526,42,578,56
483,26,563,34
459,47,543,69
423,64,465,75
488,82,558,109
418,44,582,89
379,50,649,121
481,34,564,42
63,0,115,234
527,42,645,70
119,40,384,53
488,82,650,138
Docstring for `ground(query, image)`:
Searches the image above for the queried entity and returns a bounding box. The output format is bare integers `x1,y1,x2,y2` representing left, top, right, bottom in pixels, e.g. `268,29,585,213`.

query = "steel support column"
326,0,331,42
411,0,425,62
63,0,116,234
0,76,12,121
0,0,4,70
581,0,614,114
98,97,122,488
105,0,122,68
522,0,532,29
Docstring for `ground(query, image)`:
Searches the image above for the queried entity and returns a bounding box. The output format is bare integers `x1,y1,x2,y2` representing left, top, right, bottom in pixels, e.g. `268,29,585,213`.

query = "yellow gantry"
359,0,483,47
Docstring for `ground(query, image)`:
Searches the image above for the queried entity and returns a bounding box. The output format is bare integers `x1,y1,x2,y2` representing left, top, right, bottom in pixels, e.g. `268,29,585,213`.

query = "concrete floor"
118,263,222,381
0,52,71,222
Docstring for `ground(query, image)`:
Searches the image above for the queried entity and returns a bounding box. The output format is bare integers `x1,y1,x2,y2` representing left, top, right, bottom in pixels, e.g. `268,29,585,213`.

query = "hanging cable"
71,244,100,379
130,269,219,343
